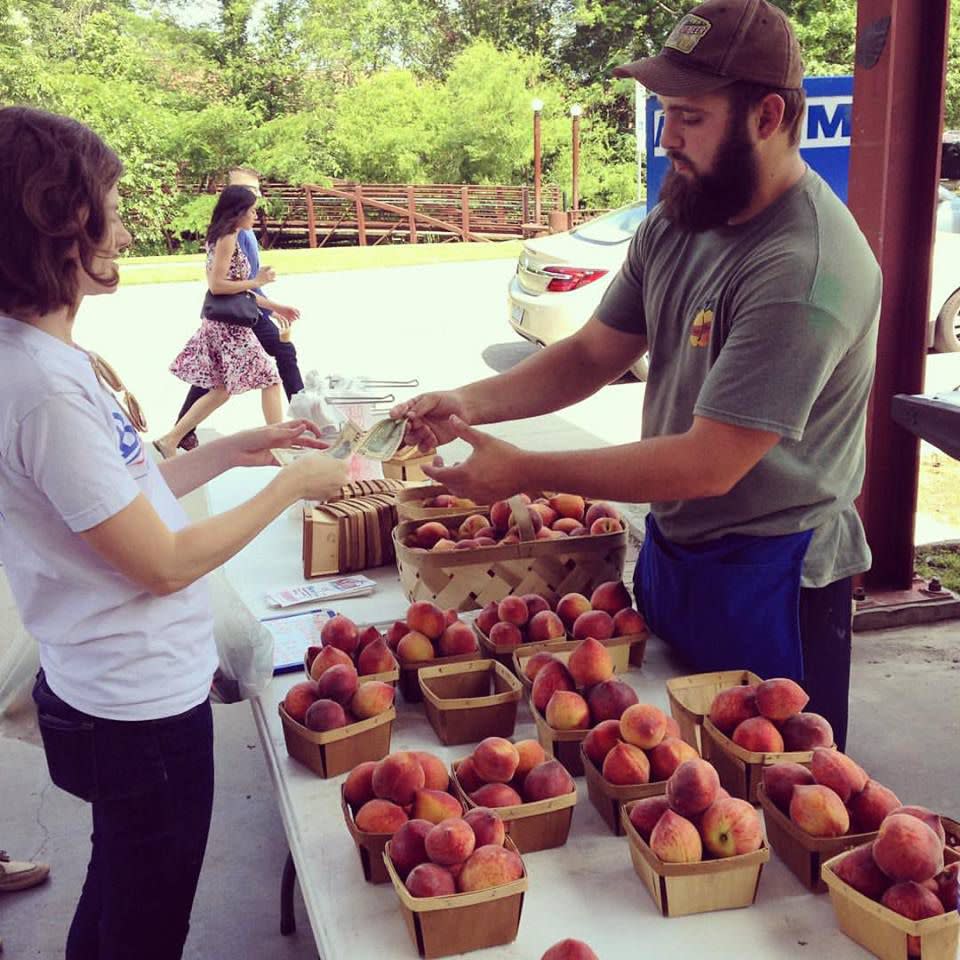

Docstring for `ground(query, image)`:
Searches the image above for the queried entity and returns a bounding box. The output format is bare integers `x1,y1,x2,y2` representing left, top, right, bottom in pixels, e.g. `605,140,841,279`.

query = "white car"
508,193,960,374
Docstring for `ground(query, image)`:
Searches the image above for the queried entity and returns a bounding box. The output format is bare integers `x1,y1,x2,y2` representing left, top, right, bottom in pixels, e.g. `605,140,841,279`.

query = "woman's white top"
0,315,216,720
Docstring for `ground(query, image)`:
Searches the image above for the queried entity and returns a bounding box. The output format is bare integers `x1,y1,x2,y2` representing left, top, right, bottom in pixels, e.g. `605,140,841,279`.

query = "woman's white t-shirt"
0,315,216,720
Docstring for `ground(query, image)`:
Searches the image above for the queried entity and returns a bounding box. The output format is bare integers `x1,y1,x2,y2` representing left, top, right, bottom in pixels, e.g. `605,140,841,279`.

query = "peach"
531,660,575,714
848,780,902,833
308,644,353,681
464,807,506,847
303,698,346,731
435,535,460,548
872,814,944,882
761,762,816,813
556,592,592,630
932,863,959,911
458,514,490,539
789,784,850,837
407,601,446,639
488,621,523,649
587,679,639,723
881,882,945,956
356,638,397,676
425,817,476,866
389,818,434,878
497,596,529,626
350,680,395,719
571,609,614,641
781,712,834,751
471,783,523,808
320,613,359,655
356,624,382,653
415,521,452,550
454,756,484,794
427,494,457,508
405,861,456,897
521,593,552,618
523,651,559,683
315,663,359,706
473,738,521,783
304,644,322,672
732,716,784,753
530,503,558,527
582,719,623,768
373,752,426,805
414,752,450,792
545,690,591,730
590,517,623,535
514,739,547,781
755,677,809,721
589,580,632,615
810,747,868,803
457,844,523,892
602,742,650,786
541,940,598,960
355,798,408,833
584,502,620,527
567,524,590,537
475,601,500,636
397,630,435,663
708,684,759,734
648,737,699,782
438,621,479,656
527,610,566,643
701,797,763,858
666,759,720,817
552,517,584,535
444,609,458,625
282,680,318,724
650,809,702,863
567,637,614,688
888,806,946,845
620,703,668,750
412,789,463,824
548,494,586,521
665,715,682,739
612,607,647,638
385,619,408,651
523,759,575,802
343,760,378,811
628,796,672,842
489,500,513,532
834,844,893,901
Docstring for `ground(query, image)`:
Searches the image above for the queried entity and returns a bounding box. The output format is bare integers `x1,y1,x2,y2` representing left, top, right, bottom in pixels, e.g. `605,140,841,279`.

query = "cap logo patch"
665,14,712,55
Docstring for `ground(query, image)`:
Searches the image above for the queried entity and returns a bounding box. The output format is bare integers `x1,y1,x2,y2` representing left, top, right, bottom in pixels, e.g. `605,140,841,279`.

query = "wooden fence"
255,181,565,248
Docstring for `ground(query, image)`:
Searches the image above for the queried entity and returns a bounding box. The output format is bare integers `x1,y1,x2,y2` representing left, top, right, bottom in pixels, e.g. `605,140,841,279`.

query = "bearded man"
391,0,881,750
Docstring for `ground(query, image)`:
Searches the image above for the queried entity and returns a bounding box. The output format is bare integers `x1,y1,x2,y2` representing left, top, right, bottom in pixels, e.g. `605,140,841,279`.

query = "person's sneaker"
178,431,199,452
0,852,50,892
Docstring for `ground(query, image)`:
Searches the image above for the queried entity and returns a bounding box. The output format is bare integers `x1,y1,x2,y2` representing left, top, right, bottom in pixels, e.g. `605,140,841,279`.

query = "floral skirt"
170,318,280,395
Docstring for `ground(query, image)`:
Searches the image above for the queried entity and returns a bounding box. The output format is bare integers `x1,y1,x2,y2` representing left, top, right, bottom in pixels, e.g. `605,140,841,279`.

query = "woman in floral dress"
153,186,284,458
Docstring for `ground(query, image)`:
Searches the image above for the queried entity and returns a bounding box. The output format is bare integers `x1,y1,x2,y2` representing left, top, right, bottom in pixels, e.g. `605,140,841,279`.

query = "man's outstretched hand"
390,391,469,452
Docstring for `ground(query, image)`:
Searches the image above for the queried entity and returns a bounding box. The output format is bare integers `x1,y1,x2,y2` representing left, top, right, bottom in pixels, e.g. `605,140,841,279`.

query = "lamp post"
532,98,544,224
570,103,582,224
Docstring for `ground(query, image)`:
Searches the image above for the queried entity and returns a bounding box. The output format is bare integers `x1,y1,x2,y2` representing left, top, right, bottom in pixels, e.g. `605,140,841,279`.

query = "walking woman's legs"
154,388,228,457
261,383,283,425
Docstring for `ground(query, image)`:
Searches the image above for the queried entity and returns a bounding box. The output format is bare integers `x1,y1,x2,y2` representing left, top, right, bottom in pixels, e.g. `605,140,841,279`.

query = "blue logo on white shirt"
113,411,142,464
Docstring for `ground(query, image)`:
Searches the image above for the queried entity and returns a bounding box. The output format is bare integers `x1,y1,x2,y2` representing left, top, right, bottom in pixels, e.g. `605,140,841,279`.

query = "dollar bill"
356,416,407,461
327,420,365,460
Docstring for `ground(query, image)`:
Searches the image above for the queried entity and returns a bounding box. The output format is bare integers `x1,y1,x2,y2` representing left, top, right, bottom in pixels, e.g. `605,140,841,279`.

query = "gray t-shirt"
597,168,881,587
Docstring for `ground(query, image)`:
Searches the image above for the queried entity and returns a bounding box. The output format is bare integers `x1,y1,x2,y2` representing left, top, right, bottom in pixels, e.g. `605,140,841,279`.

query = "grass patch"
118,240,522,286
914,544,960,594
915,450,960,593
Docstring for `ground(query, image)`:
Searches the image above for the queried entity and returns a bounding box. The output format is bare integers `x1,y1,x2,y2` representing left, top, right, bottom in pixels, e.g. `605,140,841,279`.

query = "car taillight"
543,266,608,292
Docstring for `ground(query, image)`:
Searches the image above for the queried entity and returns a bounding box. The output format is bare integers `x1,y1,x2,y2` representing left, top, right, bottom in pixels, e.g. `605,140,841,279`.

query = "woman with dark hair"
152,184,287,458
0,106,346,959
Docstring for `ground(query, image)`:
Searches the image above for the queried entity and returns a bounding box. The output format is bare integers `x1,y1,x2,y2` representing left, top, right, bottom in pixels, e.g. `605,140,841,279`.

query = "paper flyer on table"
260,608,336,674
264,575,376,609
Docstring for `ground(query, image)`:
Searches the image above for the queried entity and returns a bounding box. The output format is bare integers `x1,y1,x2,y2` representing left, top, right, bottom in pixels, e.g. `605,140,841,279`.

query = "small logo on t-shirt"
113,410,145,474
689,308,714,348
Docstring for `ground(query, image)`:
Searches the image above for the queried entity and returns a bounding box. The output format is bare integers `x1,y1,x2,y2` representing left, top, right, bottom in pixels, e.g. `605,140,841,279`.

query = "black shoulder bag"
202,290,260,327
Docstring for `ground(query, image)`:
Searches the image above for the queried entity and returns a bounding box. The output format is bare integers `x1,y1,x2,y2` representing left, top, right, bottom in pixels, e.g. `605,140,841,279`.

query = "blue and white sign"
645,75,853,205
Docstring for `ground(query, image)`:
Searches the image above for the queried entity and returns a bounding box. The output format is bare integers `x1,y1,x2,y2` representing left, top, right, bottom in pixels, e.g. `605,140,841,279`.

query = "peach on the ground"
541,940,598,960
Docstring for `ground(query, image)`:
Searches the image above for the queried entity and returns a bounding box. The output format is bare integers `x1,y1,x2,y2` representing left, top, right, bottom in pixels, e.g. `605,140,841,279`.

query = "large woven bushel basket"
393,497,626,612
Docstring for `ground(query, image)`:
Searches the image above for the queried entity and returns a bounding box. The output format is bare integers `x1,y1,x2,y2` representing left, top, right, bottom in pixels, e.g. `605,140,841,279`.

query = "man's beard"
659,115,759,232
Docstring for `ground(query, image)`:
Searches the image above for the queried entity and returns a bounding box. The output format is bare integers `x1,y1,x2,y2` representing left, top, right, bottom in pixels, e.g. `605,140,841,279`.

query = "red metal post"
533,108,543,223
305,186,317,249
571,109,581,218
355,184,367,246
847,0,950,588
407,186,417,244
460,186,470,240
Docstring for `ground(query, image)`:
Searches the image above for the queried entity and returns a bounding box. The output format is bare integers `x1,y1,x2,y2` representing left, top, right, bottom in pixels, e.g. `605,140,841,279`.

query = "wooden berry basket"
382,836,527,959
530,701,590,778
393,506,626,613
581,748,667,836
665,669,763,754
278,702,395,778
418,660,522,746
621,800,770,917
398,650,483,704
822,845,960,960
340,785,393,884
450,759,577,854
512,637,636,693
700,716,815,804
396,483,487,522
756,782,878,893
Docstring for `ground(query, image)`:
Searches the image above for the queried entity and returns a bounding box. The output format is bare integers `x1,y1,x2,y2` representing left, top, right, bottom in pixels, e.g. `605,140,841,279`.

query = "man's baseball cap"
613,0,803,97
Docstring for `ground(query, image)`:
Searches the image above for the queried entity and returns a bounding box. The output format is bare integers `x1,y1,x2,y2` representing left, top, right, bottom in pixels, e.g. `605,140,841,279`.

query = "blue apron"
634,514,813,680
